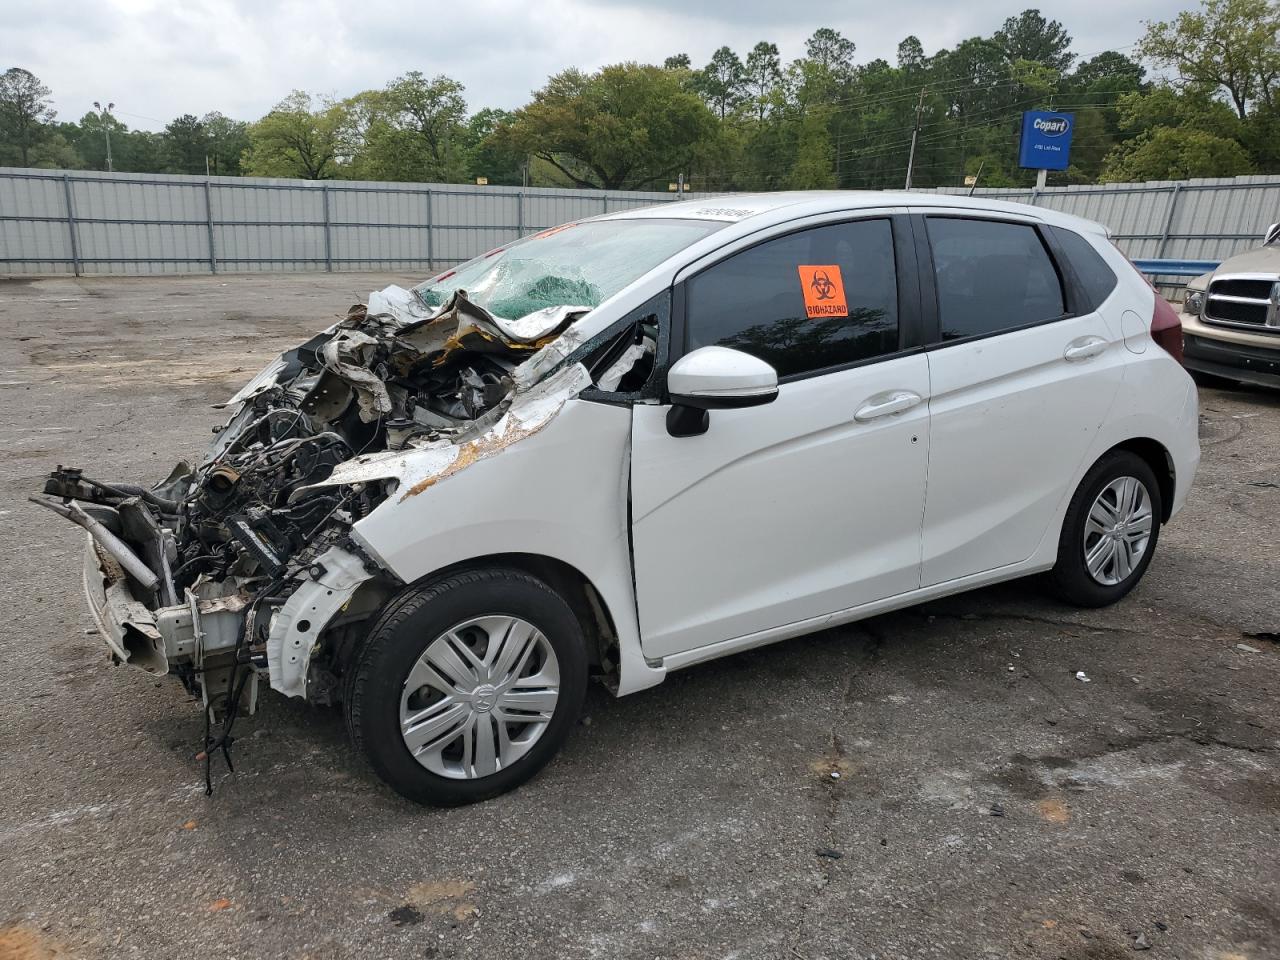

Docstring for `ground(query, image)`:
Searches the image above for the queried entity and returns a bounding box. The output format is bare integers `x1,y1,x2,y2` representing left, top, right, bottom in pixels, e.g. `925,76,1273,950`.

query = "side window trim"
669,213,923,385
907,213,940,346
917,213,1078,350
1038,225,1090,316
575,289,673,406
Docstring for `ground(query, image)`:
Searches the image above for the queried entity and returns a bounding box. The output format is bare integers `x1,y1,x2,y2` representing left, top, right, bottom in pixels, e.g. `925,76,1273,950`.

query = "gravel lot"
1,274,1277,960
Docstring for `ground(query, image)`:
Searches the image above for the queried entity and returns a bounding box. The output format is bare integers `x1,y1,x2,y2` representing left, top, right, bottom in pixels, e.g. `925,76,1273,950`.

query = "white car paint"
630,351,931,659
300,191,1199,698
916,205,1132,586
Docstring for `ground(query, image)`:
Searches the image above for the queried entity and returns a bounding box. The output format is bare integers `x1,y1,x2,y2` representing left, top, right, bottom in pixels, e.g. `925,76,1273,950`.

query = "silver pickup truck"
1180,223,1280,388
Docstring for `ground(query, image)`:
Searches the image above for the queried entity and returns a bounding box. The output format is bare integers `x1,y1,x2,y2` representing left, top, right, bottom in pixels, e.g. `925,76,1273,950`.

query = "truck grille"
1204,277,1279,331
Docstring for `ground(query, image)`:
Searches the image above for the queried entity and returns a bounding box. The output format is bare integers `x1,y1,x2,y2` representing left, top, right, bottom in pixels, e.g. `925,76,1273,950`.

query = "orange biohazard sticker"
797,264,848,319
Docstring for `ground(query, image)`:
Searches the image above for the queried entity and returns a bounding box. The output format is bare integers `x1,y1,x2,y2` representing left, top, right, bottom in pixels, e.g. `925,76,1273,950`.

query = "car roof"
601,190,1108,237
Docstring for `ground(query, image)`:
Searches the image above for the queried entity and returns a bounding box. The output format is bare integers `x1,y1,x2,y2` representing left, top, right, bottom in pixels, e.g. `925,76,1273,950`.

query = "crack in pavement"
788,626,885,959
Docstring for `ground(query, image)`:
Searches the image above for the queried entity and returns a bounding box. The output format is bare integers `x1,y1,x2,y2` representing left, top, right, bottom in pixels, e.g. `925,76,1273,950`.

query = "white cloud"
0,0,1185,130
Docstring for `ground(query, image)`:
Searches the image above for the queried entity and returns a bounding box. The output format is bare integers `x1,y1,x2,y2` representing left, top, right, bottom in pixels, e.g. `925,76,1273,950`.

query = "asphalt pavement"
1,273,1277,960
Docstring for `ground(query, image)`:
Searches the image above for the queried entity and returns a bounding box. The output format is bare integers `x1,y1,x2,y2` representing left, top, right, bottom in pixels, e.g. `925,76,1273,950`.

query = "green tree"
663,53,692,70
0,67,55,165
744,42,783,120
995,9,1075,72
382,72,469,180
1102,125,1253,180
162,114,208,174
463,107,526,184
696,47,746,118
897,36,926,72
1070,50,1145,93
61,111,127,170
789,108,836,188
242,91,345,179
202,112,249,175
806,28,856,81
1101,84,1252,179
1140,0,1280,118
506,62,716,189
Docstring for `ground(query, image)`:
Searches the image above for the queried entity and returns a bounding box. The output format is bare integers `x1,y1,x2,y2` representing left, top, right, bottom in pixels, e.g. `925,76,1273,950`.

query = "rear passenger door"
915,212,1127,586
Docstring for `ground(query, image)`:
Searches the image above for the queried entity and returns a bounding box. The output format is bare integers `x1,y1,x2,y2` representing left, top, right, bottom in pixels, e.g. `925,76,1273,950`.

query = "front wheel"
345,568,588,806
1048,451,1162,608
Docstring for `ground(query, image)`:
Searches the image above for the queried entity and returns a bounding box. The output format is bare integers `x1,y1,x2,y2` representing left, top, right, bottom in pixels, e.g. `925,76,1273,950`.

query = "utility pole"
904,87,926,190
93,101,115,172
967,159,986,197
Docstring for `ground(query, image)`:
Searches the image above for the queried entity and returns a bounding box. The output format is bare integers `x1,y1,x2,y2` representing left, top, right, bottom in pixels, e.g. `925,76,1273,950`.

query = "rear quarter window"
1050,226,1119,311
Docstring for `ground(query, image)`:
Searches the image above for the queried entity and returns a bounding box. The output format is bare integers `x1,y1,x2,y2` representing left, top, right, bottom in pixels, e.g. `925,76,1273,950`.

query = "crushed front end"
32,284,602,742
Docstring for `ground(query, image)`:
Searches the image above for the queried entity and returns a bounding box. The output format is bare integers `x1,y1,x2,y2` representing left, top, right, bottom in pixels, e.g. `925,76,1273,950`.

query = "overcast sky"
2,0,1185,131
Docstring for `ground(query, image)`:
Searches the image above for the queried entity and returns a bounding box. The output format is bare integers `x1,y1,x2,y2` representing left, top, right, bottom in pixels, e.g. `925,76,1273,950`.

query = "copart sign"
1018,111,1074,171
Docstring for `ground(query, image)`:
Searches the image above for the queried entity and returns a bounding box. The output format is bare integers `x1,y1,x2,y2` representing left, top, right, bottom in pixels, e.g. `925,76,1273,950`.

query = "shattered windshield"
413,218,725,319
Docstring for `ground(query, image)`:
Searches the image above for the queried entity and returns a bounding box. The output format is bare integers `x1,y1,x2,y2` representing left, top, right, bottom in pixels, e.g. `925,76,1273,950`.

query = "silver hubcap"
399,615,560,780
1083,475,1153,586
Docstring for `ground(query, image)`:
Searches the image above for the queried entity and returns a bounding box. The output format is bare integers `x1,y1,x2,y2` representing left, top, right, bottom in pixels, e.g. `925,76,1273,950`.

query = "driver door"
629,214,931,661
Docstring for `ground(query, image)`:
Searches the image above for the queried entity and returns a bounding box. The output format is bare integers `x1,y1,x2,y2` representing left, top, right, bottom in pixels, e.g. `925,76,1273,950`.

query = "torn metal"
33,282,657,734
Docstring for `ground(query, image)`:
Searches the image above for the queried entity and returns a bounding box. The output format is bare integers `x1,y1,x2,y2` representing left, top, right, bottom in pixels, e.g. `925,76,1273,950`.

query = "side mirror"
665,346,778,437
1266,222,1280,245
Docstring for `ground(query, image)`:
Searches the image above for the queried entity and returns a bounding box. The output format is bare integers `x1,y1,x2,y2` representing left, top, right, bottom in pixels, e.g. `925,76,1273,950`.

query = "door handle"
1064,336,1107,361
855,390,923,422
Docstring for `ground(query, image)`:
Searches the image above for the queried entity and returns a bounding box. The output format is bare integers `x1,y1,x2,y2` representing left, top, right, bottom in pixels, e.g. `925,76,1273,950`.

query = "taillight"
1116,246,1184,365
1150,291,1184,364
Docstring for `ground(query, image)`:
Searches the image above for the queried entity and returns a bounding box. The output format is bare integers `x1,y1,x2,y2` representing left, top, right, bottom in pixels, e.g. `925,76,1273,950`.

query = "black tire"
345,567,588,806
1048,450,1163,608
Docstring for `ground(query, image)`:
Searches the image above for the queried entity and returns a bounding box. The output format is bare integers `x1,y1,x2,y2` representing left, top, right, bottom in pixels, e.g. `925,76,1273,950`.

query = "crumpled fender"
267,545,372,699
290,362,593,500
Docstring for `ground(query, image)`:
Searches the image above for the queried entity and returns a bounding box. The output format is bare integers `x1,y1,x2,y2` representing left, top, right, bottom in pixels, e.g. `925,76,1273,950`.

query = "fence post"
425,189,434,272
601,195,609,215
203,180,217,274
61,174,81,277
1028,187,1040,207
516,190,524,238
1156,183,1183,259
321,184,333,273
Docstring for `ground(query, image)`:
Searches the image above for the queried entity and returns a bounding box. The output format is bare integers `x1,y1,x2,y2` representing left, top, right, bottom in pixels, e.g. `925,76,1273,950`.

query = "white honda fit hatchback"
45,192,1199,805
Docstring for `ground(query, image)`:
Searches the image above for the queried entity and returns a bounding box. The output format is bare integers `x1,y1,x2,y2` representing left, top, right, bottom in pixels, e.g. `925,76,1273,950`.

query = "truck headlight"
1183,290,1204,317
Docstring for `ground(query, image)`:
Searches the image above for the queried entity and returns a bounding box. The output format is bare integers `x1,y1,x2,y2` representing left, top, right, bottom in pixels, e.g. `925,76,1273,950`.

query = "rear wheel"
1048,451,1162,608
346,568,588,806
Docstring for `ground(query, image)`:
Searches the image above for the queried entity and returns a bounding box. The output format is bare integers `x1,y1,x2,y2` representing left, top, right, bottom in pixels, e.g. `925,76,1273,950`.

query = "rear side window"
926,218,1065,341
685,219,899,379
1050,226,1118,310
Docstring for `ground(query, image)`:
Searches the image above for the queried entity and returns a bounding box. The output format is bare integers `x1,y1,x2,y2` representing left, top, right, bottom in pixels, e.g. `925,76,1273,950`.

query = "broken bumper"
82,531,373,703
82,534,168,673
81,534,245,679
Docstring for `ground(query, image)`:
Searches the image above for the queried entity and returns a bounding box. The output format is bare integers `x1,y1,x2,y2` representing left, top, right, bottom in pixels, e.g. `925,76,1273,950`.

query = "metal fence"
0,168,715,277
1,167,1277,280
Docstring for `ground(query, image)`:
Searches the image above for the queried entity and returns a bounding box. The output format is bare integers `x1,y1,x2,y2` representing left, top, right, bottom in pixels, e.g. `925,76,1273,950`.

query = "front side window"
684,219,900,379
927,218,1065,341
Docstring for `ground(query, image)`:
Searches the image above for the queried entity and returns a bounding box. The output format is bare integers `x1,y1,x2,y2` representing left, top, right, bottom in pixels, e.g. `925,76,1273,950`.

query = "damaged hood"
226,283,592,418
297,362,594,501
